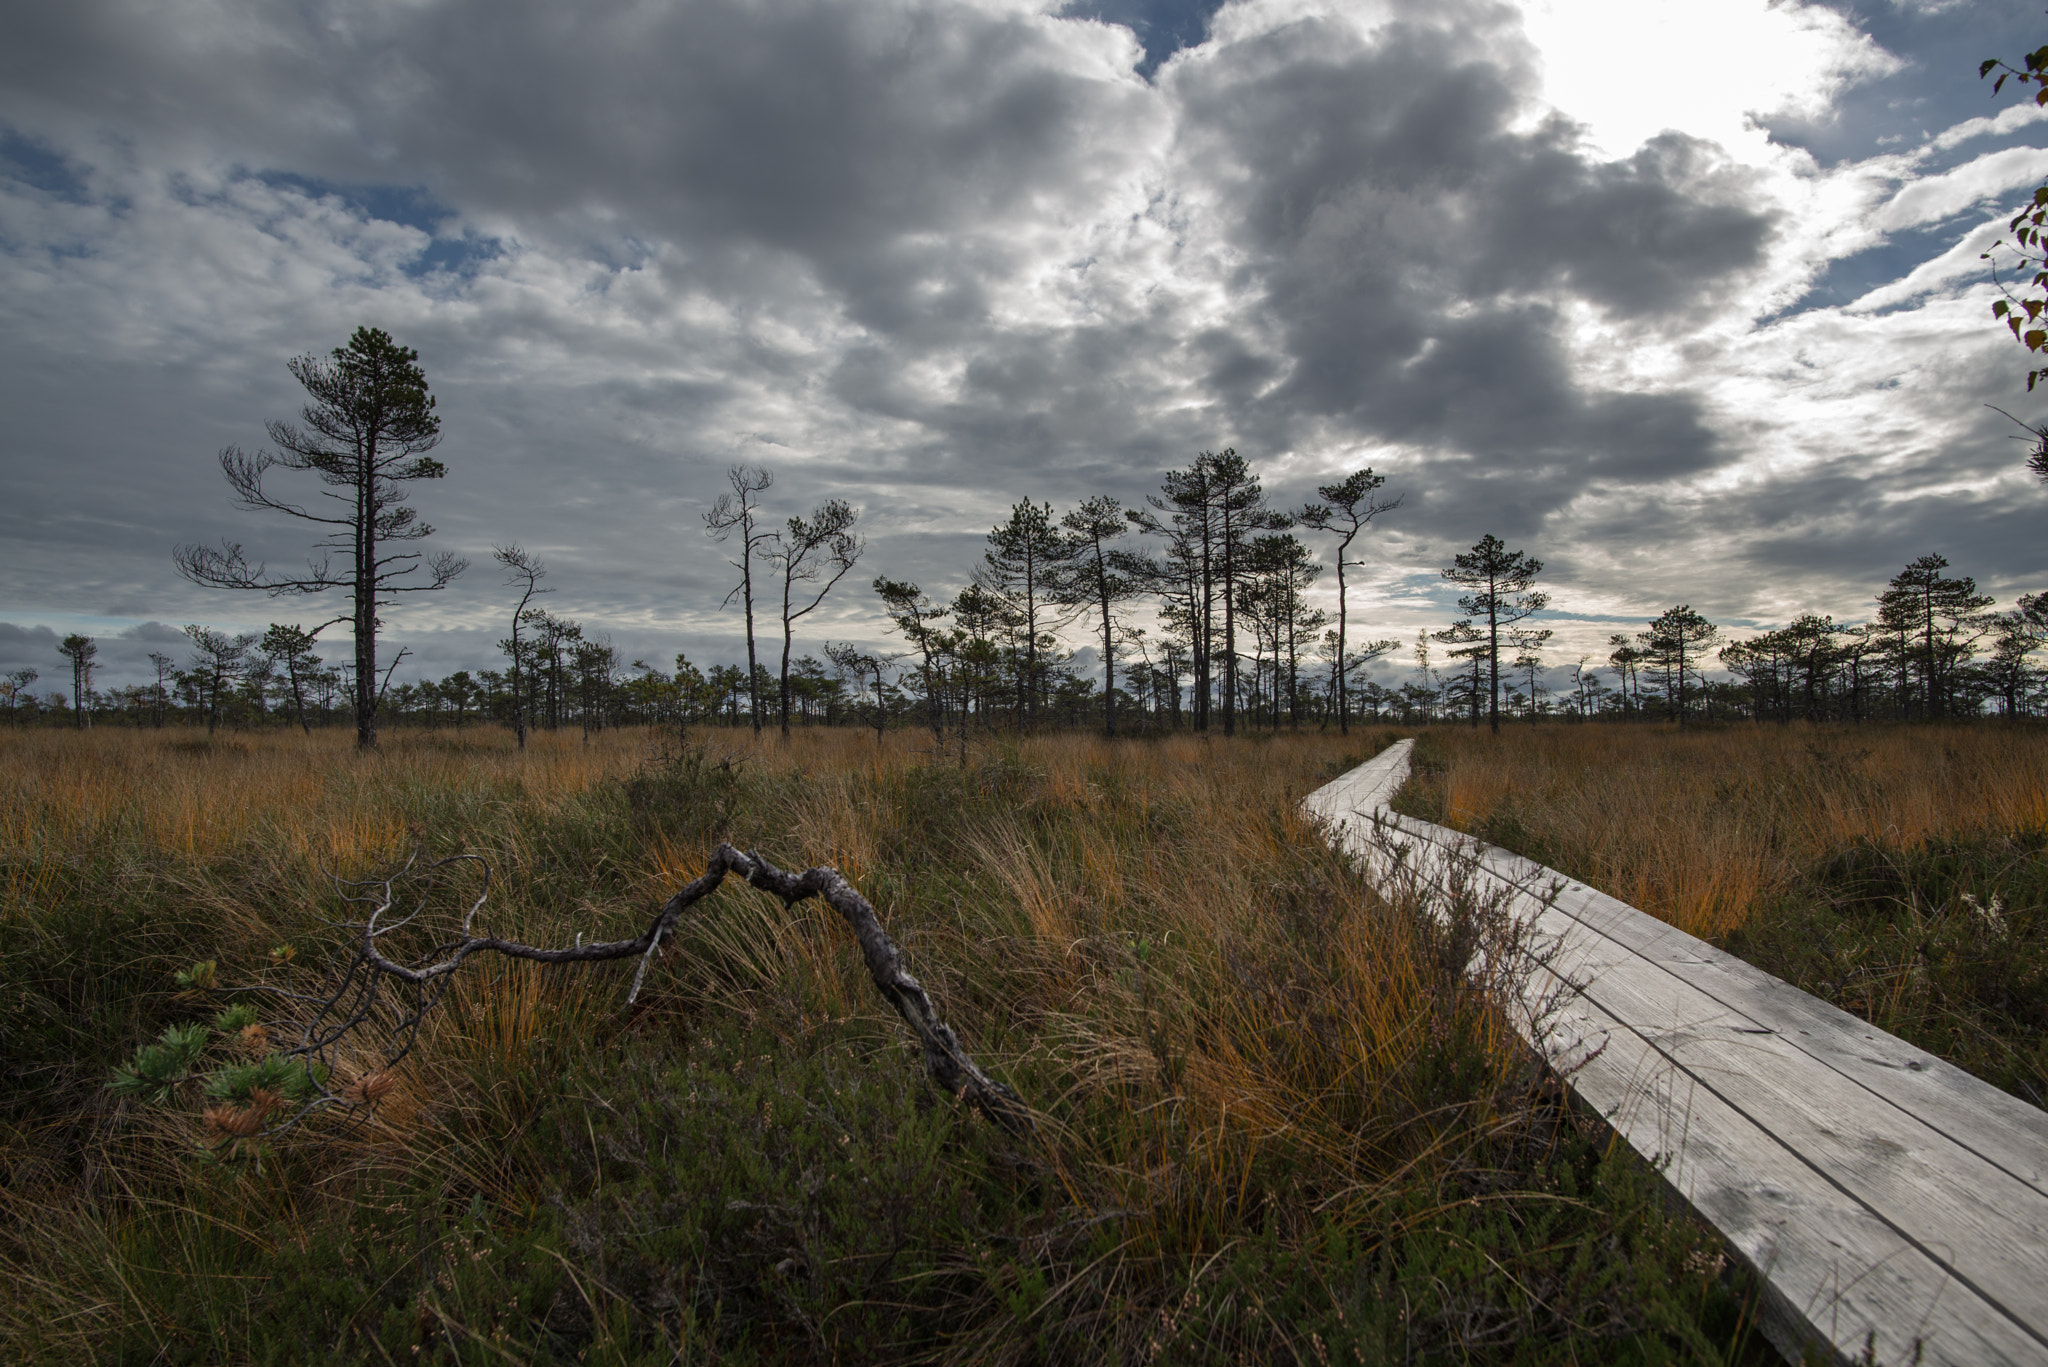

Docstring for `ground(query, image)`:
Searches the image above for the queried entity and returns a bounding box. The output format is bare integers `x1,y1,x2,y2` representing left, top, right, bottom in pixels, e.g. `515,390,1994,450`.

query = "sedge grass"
0,723,1766,1363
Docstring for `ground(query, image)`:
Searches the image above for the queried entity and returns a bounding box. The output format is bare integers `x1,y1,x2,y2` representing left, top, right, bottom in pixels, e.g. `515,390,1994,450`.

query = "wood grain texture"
1305,739,2048,1367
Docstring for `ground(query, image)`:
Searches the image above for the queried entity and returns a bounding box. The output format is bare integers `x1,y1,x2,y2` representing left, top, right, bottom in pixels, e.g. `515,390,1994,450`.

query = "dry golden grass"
0,724,641,868
0,722,1752,1362
3,723,1449,1199
1399,722,2048,940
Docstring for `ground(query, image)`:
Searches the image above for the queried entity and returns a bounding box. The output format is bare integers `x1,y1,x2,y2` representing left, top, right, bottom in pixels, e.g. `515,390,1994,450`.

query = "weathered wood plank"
1534,963,2045,1367
1386,809,2048,1198
1305,739,2048,1367
1545,923,2048,1325
1543,876,2048,1193
1371,818,2048,1364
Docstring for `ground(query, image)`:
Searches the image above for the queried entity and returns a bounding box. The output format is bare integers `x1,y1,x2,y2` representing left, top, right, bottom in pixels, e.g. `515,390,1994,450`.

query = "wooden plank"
1372,810,2048,1305
1368,813,2048,1364
1392,812,2048,1199
1541,915,2048,1332
1532,964,2045,1367
1542,876,2048,1195
1305,740,2048,1367
1319,772,2048,1192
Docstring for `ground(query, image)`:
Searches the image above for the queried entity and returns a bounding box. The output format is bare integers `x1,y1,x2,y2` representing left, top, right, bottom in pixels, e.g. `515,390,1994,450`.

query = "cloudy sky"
5,0,2048,693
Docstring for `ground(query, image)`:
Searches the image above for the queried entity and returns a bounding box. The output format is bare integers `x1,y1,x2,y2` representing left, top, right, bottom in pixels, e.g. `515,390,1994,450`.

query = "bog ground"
13,722,1997,1363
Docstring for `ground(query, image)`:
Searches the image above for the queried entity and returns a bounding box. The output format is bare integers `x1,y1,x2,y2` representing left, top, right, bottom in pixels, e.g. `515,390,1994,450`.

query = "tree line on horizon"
17,530,2048,738
12,326,2048,738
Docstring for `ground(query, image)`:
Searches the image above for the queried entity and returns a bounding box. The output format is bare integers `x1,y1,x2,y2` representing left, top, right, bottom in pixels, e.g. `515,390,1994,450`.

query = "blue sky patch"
0,127,89,201
1763,1,2048,166
1786,218,1996,315
1061,0,1224,78
256,172,451,235
254,171,502,279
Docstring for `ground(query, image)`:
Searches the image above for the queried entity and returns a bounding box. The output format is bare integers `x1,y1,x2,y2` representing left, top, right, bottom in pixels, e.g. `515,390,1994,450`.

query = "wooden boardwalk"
1304,740,2048,1367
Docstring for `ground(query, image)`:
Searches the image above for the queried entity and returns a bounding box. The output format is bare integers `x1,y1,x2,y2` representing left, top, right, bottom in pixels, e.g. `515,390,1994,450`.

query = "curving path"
1306,739,2048,1367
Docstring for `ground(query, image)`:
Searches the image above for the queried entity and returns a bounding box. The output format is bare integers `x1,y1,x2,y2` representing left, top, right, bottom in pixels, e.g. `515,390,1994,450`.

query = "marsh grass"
1393,723,2048,1107
1,725,1764,1363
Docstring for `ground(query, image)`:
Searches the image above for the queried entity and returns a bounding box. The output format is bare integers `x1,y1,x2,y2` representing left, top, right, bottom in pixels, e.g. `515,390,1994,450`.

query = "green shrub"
107,1021,212,1104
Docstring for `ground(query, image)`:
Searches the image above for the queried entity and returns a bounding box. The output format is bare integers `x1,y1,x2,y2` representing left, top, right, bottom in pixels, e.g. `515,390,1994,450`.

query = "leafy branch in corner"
1982,44,2048,390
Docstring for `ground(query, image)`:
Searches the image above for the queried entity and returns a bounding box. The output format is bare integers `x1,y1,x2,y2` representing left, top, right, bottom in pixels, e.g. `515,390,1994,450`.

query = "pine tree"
175,327,464,748
1640,606,1719,728
1440,535,1547,733
1131,459,1219,732
1433,620,1488,727
1875,554,1995,719
1056,496,1143,737
1298,468,1400,734
258,624,321,734
981,500,1074,726
57,634,96,730
767,501,863,737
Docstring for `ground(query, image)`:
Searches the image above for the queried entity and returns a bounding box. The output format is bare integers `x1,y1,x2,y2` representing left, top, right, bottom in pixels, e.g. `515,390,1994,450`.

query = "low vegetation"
0,725,1766,1364
1393,722,2048,1108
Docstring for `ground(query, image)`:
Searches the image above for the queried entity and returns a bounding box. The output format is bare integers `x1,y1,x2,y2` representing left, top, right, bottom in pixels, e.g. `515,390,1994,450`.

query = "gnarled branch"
250,842,1029,1143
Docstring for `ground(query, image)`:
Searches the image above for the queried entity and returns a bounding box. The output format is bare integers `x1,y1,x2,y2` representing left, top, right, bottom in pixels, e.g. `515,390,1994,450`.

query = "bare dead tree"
703,465,776,734
767,500,864,738
491,545,550,750
204,843,1029,1149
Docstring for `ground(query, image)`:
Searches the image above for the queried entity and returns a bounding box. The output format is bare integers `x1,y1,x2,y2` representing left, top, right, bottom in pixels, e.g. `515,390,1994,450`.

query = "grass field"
1393,722,2048,1109
0,724,1766,1365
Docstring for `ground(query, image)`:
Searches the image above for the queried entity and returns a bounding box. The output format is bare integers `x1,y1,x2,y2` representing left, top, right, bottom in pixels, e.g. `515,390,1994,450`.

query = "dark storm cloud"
0,623,69,688
7,0,1773,509
838,314,1221,488
1735,407,2048,592
1170,10,1778,310
1475,131,1777,317
1547,387,2048,624
774,1,1778,528
0,0,1199,560
1305,306,1723,480
2,0,1153,340
1154,5,1776,533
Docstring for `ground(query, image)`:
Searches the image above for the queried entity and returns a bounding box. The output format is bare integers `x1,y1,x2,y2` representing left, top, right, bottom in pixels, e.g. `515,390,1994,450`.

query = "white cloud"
1874,145,2048,230
1928,98,2048,153
1846,212,2011,313
1516,0,1900,164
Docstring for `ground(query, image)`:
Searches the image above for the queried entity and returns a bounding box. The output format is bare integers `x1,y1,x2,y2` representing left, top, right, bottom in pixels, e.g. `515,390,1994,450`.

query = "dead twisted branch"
255,842,1028,1140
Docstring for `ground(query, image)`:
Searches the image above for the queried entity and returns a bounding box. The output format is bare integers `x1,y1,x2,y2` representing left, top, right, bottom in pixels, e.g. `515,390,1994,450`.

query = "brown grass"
0,725,638,867
1,721,1446,1196
1396,722,2048,940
